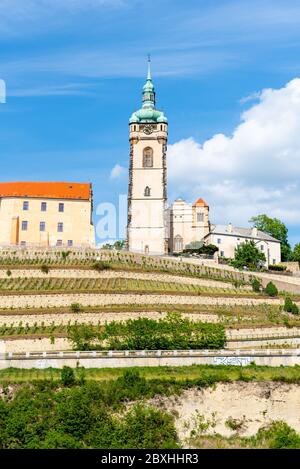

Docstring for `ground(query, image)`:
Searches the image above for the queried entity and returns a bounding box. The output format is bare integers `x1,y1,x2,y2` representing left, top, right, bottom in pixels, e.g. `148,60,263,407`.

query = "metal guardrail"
227,331,300,341
1,348,300,360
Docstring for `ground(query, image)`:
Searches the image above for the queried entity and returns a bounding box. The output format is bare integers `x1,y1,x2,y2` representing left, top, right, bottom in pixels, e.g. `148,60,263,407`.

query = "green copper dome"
129,58,168,124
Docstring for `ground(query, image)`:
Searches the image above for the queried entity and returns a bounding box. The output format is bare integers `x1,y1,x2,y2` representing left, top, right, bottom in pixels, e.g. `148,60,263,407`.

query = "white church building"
126,60,281,265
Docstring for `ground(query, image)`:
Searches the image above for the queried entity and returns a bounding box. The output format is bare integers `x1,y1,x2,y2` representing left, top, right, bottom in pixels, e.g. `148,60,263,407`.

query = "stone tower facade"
127,59,168,255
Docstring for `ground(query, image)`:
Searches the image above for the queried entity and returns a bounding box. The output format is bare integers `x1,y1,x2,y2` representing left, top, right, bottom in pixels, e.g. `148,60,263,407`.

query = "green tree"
264,281,278,297
251,277,262,292
231,240,266,270
293,243,300,265
61,366,76,386
284,296,299,315
114,240,125,250
249,214,292,261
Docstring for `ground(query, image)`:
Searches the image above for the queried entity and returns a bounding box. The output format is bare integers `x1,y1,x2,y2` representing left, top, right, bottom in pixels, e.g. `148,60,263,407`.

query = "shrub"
251,277,261,292
284,297,299,315
93,261,111,272
268,264,287,271
253,421,300,449
68,313,226,351
41,264,50,274
264,281,278,297
61,366,76,386
70,303,82,313
225,417,244,431
6,269,12,277
61,251,71,260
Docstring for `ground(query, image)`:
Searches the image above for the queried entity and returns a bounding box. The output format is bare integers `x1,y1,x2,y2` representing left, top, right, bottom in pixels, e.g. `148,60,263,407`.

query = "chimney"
227,222,233,233
252,227,258,238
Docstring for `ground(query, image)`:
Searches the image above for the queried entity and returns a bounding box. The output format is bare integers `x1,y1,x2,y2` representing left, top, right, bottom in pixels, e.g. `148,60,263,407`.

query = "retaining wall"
1,349,300,369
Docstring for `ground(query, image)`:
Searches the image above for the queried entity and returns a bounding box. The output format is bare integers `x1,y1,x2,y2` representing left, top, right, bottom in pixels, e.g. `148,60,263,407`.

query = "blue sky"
1,0,300,245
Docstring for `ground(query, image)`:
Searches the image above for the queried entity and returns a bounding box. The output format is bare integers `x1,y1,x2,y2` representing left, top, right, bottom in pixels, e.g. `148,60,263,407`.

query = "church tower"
127,58,168,255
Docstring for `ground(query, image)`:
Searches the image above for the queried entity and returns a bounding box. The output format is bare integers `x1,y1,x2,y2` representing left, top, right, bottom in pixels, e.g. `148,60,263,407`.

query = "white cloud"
239,91,261,104
110,164,126,180
0,0,125,37
168,78,300,229
8,82,95,97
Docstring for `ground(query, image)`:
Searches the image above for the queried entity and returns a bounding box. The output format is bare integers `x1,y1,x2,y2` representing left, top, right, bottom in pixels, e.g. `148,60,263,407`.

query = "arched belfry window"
144,186,151,197
143,147,153,168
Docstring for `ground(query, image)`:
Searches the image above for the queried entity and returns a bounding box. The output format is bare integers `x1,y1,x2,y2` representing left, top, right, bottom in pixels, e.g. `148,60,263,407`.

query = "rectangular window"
20,241,26,246
221,251,224,257
21,221,28,231
217,238,221,244
67,240,73,247
56,240,62,246
41,202,47,212
273,259,276,265
40,222,45,232
58,203,64,213
197,212,204,222
261,245,264,250
57,222,63,233
23,201,29,211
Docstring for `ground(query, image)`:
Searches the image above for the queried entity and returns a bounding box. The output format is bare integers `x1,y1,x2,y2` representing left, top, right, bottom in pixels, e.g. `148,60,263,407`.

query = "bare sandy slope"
150,382,300,444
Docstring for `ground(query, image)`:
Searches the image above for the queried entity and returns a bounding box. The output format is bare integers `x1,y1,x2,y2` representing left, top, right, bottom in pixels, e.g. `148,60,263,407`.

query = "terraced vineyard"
0,276,256,296
0,250,299,355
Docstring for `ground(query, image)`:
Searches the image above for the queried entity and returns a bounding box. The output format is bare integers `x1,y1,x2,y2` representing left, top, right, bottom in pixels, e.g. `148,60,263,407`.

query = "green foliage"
225,417,244,431
61,251,71,260
114,240,126,251
268,264,287,271
231,240,266,270
6,270,11,277
115,404,179,449
0,374,179,449
251,277,262,292
92,261,111,271
250,214,292,261
253,421,300,449
293,243,300,265
183,244,218,255
40,264,50,274
68,313,226,351
264,281,278,297
284,297,299,315
70,303,82,313
61,366,76,386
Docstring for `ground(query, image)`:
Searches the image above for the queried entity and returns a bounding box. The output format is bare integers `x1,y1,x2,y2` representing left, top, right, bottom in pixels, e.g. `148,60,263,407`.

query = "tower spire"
147,54,151,81
142,54,155,108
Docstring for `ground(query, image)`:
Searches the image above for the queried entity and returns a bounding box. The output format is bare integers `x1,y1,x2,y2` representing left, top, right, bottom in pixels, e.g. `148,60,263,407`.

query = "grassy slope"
1,364,300,384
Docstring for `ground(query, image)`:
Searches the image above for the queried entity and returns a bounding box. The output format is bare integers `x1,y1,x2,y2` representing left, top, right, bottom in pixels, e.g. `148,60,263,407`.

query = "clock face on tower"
143,124,153,135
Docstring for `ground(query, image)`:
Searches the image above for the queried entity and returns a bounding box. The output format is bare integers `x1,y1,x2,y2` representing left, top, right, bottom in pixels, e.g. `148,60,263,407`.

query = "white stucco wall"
206,231,281,265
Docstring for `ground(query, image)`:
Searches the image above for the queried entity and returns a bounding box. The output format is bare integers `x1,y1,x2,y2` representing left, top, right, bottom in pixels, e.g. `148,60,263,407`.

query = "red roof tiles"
193,197,209,207
0,182,91,200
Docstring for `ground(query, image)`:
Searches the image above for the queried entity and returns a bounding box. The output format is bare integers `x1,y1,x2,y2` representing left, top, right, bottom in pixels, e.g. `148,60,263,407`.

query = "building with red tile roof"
0,181,95,248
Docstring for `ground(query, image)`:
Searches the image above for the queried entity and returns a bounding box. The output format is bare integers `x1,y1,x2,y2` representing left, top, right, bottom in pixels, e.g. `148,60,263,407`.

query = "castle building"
204,223,281,265
0,182,95,248
126,59,281,264
168,197,210,252
127,59,168,255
